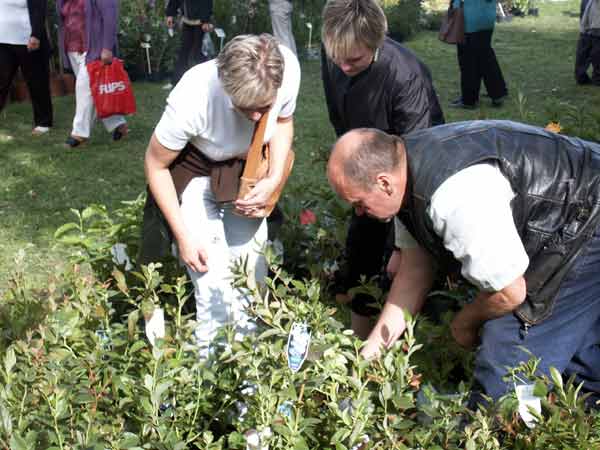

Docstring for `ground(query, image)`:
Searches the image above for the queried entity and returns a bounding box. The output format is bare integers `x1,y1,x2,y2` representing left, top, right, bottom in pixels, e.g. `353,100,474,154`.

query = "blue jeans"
475,225,600,402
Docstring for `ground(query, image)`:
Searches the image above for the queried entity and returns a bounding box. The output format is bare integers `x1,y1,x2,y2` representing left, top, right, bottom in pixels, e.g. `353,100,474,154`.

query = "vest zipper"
519,322,530,339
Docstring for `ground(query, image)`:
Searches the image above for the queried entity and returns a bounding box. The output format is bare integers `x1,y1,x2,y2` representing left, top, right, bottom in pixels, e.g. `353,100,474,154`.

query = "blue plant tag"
95,328,112,352
287,322,311,373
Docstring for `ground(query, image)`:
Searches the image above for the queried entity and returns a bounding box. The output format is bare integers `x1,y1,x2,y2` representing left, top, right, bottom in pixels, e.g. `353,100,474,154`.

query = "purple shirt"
56,0,119,68
61,0,86,53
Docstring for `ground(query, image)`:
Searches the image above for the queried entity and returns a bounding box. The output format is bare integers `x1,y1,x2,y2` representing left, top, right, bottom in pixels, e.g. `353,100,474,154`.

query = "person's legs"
575,33,593,84
269,0,297,56
172,23,196,85
345,213,392,334
0,44,19,114
475,228,600,401
68,52,95,139
456,33,480,106
477,29,508,101
19,47,53,128
179,177,238,358
589,35,600,86
222,204,268,339
188,26,207,67
101,114,126,134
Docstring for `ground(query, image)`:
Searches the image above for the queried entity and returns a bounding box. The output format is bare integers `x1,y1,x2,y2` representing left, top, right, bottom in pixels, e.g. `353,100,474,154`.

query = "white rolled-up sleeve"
428,163,529,292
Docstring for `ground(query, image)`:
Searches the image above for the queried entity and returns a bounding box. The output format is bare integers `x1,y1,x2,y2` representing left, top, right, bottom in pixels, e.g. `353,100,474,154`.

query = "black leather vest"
398,120,600,324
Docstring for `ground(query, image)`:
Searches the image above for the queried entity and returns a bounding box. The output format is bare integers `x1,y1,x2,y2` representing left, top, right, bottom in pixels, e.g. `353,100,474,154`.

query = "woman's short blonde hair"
216,33,284,109
322,0,387,61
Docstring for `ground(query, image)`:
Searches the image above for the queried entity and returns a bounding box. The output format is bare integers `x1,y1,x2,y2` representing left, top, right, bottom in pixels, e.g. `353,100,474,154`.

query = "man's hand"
449,276,527,349
201,22,214,32
360,304,407,359
234,177,278,217
450,310,481,349
101,48,113,65
177,234,208,273
27,37,40,51
166,16,174,28
361,334,385,360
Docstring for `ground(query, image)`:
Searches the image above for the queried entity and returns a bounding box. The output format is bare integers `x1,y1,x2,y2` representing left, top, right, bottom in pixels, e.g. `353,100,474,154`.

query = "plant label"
515,384,541,428
145,307,165,347
287,322,311,373
110,243,132,270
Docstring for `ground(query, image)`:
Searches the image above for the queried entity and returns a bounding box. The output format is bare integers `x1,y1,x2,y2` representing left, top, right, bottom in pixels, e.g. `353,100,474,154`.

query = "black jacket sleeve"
27,0,48,41
166,0,182,17
390,75,434,135
321,47,345,137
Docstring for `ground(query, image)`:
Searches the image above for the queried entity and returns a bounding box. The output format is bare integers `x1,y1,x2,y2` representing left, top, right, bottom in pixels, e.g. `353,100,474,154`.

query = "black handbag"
138,188,173,265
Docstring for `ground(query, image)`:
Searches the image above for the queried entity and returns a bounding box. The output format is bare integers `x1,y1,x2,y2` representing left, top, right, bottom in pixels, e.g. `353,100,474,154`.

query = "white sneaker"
32,126,50,136
162,82,173,90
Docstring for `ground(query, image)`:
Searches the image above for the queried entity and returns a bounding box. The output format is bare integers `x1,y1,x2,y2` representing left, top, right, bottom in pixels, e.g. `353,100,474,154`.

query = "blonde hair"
322,0,387,61
216,34,284,109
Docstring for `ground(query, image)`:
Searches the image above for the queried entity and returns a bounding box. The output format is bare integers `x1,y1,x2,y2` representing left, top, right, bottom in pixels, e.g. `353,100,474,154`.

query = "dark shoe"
576,75,592,85
491,95,508,108
449,97,478,110
112,123,128,141
65,135,87,148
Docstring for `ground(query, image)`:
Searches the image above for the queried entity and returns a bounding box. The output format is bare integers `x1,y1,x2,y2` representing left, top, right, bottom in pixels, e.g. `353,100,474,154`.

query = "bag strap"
241,110,270,178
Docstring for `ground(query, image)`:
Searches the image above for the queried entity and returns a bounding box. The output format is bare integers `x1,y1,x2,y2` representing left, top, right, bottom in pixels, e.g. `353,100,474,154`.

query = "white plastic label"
515,384,541,428
145,307,165,347
110,243,133,270
214,27,226,38
287,322,311,373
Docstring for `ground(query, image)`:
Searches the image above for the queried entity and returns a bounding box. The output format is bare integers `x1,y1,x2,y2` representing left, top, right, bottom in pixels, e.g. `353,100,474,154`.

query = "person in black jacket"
321,0,444,339
0,0,53,135
166,0,214,86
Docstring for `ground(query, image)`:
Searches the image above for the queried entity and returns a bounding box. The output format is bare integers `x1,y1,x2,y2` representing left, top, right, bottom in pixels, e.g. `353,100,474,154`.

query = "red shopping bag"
87,58,136,119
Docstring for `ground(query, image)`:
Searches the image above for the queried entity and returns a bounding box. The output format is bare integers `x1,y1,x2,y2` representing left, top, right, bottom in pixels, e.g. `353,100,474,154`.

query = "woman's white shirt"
154,45,301,161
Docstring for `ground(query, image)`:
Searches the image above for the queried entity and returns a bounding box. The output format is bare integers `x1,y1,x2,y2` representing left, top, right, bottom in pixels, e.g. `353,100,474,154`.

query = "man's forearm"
456,276,527,328
363,246,434,355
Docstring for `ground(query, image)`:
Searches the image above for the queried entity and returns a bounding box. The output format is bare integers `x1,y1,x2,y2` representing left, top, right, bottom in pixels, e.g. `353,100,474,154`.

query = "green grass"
1,0,599,290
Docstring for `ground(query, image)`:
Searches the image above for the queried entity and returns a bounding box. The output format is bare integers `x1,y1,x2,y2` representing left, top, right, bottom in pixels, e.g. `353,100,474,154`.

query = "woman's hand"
177,234,209,273
27,37,40,51
101,48,113,65
234,177,278,217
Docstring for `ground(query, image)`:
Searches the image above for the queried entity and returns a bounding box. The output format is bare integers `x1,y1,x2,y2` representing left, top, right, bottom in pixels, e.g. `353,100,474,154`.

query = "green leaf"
128,310,140,340
117,432,140,448
112,268,129,294
4,348,16,374
382,382,392,401
533,380,548,398
9,433,29,450
258,328,282,340
54,222,79,238
129,340,147,354
0,402,12,434
549,366,563,392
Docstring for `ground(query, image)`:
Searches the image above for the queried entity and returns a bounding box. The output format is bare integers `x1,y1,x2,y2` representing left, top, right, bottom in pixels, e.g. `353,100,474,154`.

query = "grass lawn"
1,0,599,291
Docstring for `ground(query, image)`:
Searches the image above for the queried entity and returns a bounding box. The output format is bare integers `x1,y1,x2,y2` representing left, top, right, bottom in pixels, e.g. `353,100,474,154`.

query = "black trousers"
172,24,208,85
456,29,508,106
575,33,600,85
345,212,394,316
0,43,53,127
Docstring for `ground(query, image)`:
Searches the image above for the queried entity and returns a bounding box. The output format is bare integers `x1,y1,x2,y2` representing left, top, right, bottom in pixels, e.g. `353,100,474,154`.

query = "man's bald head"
328,128,405,191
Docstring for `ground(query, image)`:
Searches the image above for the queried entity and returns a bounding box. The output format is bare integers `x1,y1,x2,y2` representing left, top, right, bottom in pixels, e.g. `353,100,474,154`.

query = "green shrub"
382,0,423,42
3,198,600,448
